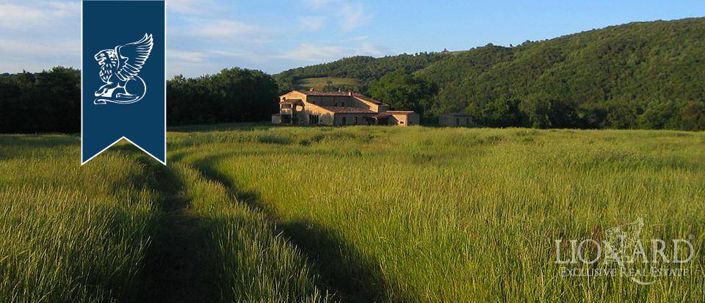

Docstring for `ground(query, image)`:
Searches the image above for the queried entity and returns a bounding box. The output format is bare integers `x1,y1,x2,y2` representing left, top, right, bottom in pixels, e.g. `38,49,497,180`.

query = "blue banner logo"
82,0,166,165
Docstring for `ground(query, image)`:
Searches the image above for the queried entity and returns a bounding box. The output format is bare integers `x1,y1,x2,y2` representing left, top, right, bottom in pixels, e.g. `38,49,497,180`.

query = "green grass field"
2,127,704,302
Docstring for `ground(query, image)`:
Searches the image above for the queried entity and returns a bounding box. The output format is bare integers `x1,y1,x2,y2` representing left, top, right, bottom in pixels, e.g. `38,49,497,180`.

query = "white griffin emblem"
94,33,154,105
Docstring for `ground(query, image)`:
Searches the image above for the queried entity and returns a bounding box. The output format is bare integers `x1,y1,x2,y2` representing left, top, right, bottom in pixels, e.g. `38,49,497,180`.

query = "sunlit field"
2,126,704,302
0,136,159,302
171,126,705,302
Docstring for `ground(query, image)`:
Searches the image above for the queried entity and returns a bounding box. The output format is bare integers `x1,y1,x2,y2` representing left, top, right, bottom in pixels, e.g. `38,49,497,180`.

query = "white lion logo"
93,33,153,105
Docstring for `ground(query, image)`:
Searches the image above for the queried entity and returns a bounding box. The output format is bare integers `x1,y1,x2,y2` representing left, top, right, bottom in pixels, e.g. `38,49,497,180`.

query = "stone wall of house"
389,113,419,126
333,113,374,126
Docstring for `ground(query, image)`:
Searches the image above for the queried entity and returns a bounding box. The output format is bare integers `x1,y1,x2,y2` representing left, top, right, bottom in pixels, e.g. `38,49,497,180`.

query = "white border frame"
81,0,167,166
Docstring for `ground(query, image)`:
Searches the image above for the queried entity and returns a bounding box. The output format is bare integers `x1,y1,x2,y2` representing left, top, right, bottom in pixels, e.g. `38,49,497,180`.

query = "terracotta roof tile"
351,94,383,105
319,106,375,114
296,90,383,105
299,90,352,96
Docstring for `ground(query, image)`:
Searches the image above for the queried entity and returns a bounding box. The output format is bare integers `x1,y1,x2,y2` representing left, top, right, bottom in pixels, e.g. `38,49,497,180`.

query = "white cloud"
349,35,369,41
304,0,333,9
299,0,370,31
0,1,79,72
168,0,222,15
167,48,275,76
175,18,275,48
0,39,78,56
282,44,346,61
298,16,327,31
0,1,78,30
358,42,384,56
167,18,273,73
165,1,277,75
169,49,208,64
185,19,268,41
338,2,369,31
0,4,44,30
0,38,79,72
168,0,203,14
168,49,219,77
46,1,79,17
280,41,384,62
211,49,268,63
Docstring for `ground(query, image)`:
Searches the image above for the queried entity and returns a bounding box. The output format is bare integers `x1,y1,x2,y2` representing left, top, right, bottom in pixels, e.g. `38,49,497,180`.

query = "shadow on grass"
130,157,223,303
191,154,392,303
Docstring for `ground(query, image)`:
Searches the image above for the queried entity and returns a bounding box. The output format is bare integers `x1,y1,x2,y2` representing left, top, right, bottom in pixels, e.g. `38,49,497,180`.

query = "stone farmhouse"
272,90,419,126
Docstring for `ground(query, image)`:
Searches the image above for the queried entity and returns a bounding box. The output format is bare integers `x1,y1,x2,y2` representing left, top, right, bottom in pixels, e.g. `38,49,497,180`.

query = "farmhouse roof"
298,90,350,96
351,93,383,105
295,90,384,105
318,106,376,114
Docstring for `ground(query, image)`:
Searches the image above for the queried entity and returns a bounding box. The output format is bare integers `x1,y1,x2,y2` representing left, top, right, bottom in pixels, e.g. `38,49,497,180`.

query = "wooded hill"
275,18,705,129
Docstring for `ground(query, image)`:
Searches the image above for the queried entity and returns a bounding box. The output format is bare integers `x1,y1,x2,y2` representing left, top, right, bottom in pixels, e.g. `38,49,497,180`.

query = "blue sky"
1,0,704,77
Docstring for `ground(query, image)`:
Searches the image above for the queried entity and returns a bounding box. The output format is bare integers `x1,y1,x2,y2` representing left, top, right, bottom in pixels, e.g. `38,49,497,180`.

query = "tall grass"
0,134,330,302
3,127,704,302
0,136,160,302
168,147,331,302
172,126,705,302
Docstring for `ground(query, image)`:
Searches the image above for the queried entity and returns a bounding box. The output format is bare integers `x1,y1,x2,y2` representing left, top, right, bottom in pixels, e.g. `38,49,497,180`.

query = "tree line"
367,59,705,130
0,67,279,133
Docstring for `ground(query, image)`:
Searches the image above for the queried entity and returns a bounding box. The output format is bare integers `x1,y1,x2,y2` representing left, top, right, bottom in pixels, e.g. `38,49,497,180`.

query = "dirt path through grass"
190,155,390,302
136,164,220,303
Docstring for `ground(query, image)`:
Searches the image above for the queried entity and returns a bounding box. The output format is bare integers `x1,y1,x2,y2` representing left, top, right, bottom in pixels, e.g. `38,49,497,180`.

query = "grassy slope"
172,126,705,302
295,77,360,91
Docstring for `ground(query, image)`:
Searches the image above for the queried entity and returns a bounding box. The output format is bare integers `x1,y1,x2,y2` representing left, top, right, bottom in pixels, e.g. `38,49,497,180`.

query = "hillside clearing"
295,77,360,91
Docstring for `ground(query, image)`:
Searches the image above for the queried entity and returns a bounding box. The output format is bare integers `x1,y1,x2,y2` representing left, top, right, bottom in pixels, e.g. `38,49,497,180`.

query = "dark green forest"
167,69,278,125
0,68,278,133
0,67,80,133
2,18,705,133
